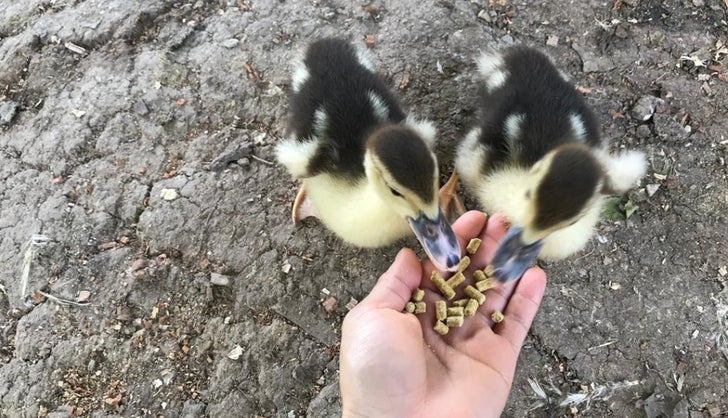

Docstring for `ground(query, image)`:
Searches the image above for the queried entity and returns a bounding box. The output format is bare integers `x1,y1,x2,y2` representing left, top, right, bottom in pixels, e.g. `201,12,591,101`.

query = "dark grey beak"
408,209,461,272
492,226,543,283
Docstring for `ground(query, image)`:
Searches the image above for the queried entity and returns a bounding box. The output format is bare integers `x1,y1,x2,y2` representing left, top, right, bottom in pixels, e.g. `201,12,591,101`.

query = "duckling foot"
439,171,466,220
292,185,317,223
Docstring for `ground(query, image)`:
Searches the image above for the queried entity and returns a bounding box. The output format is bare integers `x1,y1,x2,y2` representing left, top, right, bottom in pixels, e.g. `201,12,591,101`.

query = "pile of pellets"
405,238,504,335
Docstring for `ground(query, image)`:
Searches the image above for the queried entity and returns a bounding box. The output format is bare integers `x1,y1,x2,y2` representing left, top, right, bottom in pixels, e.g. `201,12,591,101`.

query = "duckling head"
364,125,461,272
492,144,603,282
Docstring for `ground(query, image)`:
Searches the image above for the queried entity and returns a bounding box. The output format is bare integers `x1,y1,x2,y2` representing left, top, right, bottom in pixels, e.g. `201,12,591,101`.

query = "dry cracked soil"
1,0,727,417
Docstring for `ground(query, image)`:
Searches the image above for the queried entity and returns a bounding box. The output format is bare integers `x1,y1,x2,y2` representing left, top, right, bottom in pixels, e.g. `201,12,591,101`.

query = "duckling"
450,45,647,282
276,38,461,272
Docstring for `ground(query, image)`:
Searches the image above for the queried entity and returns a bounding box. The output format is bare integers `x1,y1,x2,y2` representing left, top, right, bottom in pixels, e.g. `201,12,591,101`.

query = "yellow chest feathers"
302,174,411,247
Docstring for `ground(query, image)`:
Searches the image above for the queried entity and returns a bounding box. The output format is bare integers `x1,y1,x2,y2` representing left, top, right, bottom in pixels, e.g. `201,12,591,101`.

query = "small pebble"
0,101,18,125
646,184,660,197
160,188,179,201
221,38,239,49
210,272,230,286
77,290,91,303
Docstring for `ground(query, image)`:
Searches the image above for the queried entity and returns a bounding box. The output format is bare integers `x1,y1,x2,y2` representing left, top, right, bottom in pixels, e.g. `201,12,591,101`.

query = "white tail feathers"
603,150,648,194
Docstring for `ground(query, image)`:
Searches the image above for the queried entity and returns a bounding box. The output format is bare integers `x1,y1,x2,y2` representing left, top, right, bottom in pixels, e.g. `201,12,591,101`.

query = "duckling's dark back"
476,46,601,170
288,38,406,180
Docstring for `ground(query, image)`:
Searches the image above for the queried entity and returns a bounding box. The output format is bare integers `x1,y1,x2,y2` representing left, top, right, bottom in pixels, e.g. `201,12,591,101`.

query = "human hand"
339,211,547,418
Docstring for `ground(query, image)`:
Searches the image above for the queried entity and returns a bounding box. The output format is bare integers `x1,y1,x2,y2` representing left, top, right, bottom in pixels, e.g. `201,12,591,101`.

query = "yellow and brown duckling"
445,45,647,282
276,38,461,271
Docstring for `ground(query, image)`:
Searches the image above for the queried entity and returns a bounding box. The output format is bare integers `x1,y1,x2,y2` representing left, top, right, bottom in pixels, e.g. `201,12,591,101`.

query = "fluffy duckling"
452,46,647,282
276,38,461,271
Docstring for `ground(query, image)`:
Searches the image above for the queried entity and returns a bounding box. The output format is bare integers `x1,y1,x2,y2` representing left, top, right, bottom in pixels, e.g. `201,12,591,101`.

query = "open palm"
340,211,547,418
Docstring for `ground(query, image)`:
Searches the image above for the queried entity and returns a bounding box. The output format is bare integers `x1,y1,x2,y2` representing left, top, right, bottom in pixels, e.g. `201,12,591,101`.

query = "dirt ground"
0,0,727,417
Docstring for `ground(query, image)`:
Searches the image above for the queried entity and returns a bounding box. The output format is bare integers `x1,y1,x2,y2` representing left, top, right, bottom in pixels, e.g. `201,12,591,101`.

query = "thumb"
360,248,422,311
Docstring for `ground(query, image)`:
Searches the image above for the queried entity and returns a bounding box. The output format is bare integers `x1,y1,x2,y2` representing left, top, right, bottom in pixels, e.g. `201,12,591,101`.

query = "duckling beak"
491,226,543,283
407,209,461,272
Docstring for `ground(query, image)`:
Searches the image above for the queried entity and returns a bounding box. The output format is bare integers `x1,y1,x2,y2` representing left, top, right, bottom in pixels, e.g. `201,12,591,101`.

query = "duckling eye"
389,187,403,198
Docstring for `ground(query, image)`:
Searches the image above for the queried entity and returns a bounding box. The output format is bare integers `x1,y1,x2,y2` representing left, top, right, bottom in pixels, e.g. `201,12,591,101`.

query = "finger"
494,266,547,350
361,248,423,311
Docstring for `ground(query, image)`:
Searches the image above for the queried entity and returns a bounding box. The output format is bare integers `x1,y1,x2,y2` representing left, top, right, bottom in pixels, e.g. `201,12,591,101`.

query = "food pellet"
458,255,471,272
446,316,464,327
447,307,464,317
405,302,415,313
464,285,486,305
446,271,466,288
466,238,482,254
431,271,456,300
483,264,495,277
411,288,425,302
475,277,496,292
435,300,447,321
452,298,468,307
491,310,505,323
414,301,427,314
473,270,486,282
434,321,449,335
464,298,479,317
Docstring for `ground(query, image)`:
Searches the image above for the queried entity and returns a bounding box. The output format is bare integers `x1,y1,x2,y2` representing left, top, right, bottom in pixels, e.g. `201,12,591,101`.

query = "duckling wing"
475,47,603,169
281,38,406,180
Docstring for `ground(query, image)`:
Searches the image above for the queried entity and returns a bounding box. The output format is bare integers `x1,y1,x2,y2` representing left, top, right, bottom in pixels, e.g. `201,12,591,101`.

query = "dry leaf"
365,34,375,48
104,393,122,407
322,296,338,314
244,63,261,81
398,73,410,91
575,85,593,94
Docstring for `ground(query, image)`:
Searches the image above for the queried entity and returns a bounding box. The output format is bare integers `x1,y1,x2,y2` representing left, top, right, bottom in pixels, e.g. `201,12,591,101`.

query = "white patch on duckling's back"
313,108,329,137
476,52,508,91
355,47,377,72
504,113,525,158
405,115,437,148
455,127,488,188
291,64,309,93
302,174,411,247
568,113,587,141
276,137,320,178
367,91,390,122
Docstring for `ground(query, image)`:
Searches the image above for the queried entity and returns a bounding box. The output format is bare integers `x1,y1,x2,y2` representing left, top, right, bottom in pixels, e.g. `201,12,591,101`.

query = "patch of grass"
602,197,639,221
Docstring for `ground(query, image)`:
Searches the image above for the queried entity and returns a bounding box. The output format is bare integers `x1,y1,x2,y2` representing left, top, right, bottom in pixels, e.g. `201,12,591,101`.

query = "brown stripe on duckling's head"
533,144,603,231
366,125,436,203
